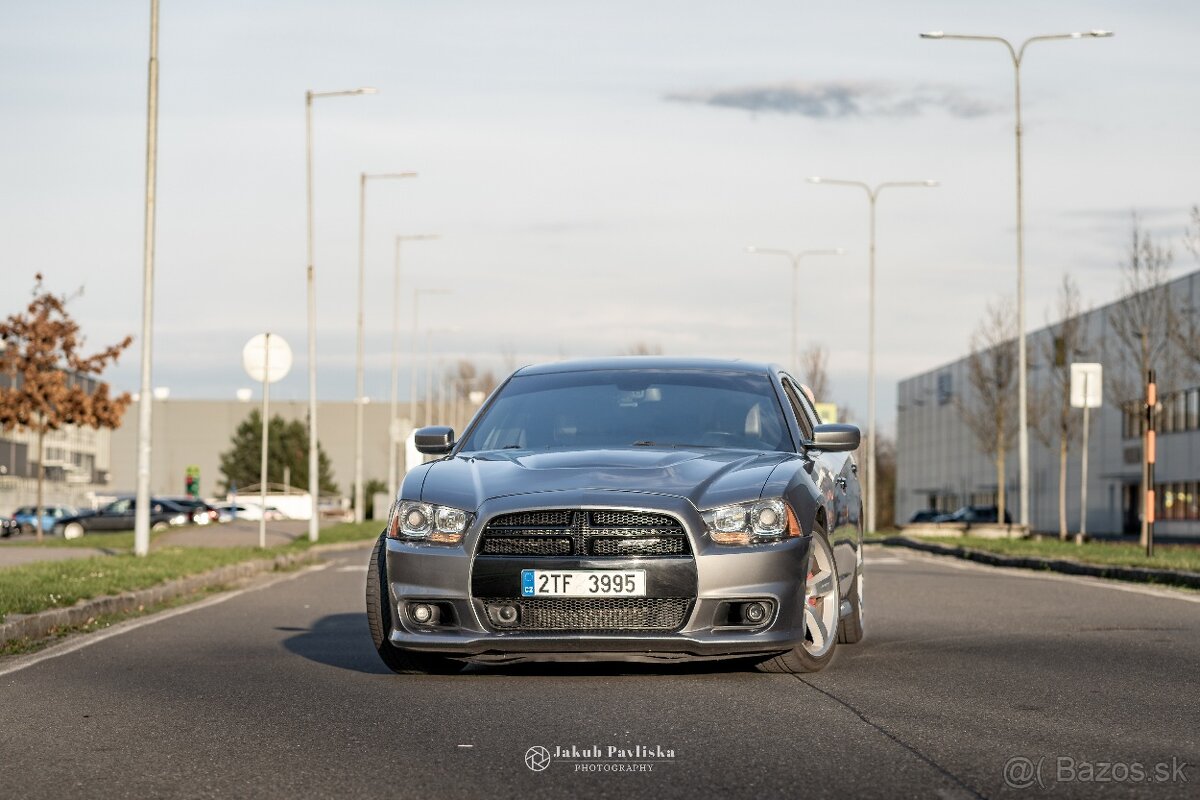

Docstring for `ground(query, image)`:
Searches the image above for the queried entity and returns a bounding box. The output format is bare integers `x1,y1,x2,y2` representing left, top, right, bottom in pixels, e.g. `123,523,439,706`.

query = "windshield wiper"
632,441,717,449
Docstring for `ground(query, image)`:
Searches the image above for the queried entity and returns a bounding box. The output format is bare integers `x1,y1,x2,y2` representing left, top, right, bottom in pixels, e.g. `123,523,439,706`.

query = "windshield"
460,369,792,453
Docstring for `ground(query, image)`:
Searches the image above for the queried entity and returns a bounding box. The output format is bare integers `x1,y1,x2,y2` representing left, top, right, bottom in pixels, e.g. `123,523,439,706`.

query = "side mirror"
414,426,455,455
810,423,860,452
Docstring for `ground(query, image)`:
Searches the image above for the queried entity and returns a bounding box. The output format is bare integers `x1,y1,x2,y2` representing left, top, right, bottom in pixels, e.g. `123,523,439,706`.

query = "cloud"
664,81,997,119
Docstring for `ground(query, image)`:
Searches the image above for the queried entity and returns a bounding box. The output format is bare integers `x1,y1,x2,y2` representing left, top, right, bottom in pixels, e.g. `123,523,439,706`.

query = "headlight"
170,513,188,526
388,500,471,545
702,498,800,546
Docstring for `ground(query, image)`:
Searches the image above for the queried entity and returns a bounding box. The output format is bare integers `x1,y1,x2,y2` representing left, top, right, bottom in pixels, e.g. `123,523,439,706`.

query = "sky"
3,0,1198,436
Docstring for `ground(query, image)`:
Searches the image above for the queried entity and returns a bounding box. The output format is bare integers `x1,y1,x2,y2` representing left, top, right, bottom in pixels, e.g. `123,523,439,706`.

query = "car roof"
513,356,776,377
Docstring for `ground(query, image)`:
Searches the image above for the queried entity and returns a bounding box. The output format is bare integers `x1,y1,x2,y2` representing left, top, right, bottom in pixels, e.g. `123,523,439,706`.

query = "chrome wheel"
63,522,85,540
803,534,839,658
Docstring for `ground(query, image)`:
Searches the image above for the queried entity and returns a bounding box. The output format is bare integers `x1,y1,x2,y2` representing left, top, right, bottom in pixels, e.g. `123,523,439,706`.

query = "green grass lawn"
909,535,1200,573
0,521,381,624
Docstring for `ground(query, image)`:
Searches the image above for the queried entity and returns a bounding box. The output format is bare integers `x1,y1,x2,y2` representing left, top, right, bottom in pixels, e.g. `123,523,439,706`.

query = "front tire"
365,533,462,675
757,524,840,674
838,556,865,644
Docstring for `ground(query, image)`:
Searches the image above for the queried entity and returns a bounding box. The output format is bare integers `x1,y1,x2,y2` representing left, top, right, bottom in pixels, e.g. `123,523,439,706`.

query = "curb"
0,549,325,646
882,536,1200,590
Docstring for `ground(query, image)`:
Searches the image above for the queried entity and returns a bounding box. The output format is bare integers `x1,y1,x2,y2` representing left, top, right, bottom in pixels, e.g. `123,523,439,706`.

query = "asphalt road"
1,546,1196,799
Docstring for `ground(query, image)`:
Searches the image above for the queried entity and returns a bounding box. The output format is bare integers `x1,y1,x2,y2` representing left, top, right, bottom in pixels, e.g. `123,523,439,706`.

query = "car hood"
415,447,795,512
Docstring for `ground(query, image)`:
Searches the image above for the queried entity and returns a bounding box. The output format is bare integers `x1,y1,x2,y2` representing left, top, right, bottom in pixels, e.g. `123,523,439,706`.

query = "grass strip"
908,535,1200,573
0,521,381,623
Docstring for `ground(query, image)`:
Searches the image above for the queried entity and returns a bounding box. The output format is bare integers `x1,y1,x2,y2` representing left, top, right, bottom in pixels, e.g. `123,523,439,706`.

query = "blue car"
11,505,80,535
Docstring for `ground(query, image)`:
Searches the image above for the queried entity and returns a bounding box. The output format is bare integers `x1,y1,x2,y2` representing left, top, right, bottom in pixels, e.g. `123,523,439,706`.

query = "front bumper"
385,490,811,663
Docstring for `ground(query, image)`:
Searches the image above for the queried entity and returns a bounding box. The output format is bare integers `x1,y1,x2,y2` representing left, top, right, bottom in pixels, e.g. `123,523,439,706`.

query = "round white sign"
242,334,293,384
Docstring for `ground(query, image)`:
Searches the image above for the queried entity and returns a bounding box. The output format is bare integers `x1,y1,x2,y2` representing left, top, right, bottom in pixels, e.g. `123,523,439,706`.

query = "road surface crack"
793,675,986,799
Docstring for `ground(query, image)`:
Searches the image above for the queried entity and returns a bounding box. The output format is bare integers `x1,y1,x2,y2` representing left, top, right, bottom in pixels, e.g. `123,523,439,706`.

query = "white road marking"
457,744,474,749
866,557,908,565
896,549,1200,604
0,562,332,679
336,565,369,572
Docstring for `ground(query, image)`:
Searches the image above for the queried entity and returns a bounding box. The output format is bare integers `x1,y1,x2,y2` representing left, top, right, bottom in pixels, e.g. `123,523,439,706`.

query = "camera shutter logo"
525,745,552,772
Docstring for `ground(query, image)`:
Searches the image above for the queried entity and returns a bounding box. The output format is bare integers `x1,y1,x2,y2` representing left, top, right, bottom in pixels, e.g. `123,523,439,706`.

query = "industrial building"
896,270,1200,537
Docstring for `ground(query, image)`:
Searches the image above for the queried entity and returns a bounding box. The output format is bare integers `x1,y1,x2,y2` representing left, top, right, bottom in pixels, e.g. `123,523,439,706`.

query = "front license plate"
521,569,646,597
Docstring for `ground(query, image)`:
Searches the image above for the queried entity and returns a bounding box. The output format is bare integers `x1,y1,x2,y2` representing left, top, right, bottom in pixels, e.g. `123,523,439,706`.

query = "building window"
1155,481,1200,521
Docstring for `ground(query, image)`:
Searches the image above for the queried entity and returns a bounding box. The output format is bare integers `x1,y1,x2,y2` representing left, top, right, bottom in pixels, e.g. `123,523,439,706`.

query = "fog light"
488,603,519,626
743,601,768,624
410,603,435,625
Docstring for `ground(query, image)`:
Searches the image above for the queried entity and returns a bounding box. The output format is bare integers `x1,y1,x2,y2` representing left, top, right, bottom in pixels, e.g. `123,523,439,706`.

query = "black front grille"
481,597,690,631
481,537,572,556
478,509,690,558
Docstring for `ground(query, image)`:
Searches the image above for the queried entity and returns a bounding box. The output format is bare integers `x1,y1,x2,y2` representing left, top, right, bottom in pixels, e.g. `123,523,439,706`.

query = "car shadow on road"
278,614,392,675
281,613,755,677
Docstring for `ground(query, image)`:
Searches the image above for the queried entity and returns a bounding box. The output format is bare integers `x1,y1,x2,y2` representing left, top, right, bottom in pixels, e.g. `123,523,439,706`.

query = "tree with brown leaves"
957,299,1019,525
0,275,132,541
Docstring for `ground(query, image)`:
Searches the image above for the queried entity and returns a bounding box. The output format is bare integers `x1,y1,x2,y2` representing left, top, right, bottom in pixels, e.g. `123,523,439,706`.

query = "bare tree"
0,275,132,541
1105,214,1176,409
621,342,663,356
957,298,1019,524
1033,275,1090,540
1176,205,1200,372
797,344,831,401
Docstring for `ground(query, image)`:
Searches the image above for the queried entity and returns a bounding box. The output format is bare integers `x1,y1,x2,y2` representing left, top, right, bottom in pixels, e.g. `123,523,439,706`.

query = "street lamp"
304,85,375,541
410,288,452,446
388,234,439,498
920,28,1113,530
353,172,418,524
133,0,161,557
807,176,938,534
745,246,844,373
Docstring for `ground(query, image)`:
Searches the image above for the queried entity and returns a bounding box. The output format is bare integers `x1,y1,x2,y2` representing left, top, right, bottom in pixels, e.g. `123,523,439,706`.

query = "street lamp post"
354,172,417,524
409,289,452,445
745,246,844,373
388,234,439,498
304,85,375,541
133,0,160,558
920,29,1113,530
807,177,938,534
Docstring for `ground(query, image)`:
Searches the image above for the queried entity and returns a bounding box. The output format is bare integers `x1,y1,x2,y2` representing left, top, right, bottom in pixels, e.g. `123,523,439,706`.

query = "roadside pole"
259,335,271,549
243,334,293,549
1070,362,1101,544
1144,369,1156,557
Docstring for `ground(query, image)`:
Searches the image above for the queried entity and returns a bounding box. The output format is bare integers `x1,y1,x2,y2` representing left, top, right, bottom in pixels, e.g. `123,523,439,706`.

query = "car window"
461,369,790,453
106,499,133,515
780,378,814,441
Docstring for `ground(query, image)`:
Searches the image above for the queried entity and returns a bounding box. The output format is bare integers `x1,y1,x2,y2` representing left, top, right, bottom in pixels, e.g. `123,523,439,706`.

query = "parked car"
12,505,80,535
50,497,191,539
907,509,942,524
168,498,220,525
367,357,865,675
213,503,285,521
943,505,1012,525
0,516,19,538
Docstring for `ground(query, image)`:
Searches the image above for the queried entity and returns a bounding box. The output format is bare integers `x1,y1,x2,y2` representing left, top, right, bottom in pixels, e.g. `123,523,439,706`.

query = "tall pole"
1079,372,1090,539
807,178,937,533
745,247,843,375
259,334,271,550
133,0,160,558
920,30,1113,532
305,91,316,541
388,235,438,497
354,172,416,523
305,85,377,541
424,329,433,427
